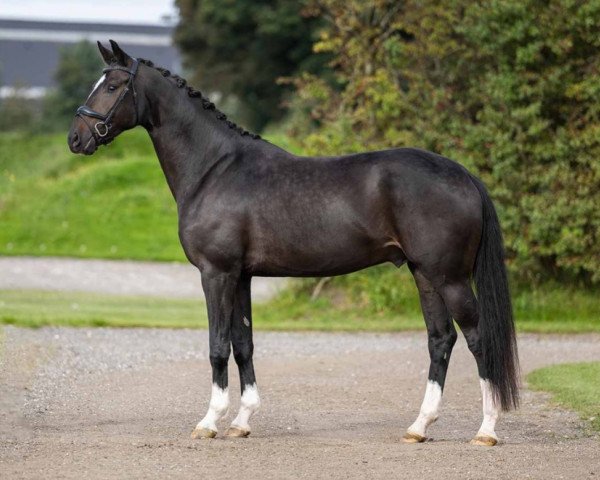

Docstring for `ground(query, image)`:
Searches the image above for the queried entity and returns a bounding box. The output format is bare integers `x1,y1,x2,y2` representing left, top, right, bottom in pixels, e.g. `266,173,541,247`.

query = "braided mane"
138,58,260,140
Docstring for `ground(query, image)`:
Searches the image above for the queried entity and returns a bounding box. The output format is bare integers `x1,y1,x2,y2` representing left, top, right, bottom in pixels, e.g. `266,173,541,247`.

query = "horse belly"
243,165,405,276
245,223,404,277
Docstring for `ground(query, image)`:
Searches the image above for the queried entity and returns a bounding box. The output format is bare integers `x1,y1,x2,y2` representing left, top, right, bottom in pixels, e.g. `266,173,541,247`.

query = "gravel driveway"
0,256,285,301
1,326,598,479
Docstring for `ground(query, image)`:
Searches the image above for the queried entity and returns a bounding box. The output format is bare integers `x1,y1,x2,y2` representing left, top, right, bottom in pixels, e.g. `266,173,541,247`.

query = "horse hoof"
224,426,250,438
191,427,217,439
470,435,498,446
402,431,427,443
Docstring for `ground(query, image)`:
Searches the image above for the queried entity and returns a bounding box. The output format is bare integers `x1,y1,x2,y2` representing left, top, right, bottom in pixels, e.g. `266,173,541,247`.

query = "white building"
0,18,181,98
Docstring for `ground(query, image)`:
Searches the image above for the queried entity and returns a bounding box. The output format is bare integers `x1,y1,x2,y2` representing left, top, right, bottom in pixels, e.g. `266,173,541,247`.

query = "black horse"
68,41,519,446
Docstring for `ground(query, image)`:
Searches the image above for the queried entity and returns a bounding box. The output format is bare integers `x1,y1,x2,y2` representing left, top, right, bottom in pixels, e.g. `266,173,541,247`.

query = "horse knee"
210,343,231,370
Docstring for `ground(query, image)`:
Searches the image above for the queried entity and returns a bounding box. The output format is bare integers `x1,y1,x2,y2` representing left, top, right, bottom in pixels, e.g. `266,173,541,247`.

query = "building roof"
0,18,181,96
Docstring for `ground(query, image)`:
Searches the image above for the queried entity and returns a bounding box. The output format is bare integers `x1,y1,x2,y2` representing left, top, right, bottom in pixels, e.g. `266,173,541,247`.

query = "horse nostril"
72,132,80,147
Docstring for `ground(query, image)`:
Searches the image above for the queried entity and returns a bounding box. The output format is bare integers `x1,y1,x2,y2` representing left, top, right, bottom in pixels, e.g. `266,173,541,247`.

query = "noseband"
76,59,139,143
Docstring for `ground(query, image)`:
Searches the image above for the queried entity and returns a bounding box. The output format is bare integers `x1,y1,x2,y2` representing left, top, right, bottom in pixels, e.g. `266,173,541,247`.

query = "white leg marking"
230,383,260,431
196,384,229,432
407,380,443,437
476,379,499,440
87,74,106,101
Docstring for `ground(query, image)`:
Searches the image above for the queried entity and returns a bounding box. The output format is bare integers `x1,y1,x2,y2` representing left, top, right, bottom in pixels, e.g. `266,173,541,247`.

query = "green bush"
291,0,600,285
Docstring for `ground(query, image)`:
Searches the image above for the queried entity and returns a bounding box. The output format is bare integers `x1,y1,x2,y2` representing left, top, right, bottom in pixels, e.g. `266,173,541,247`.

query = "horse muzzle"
68,123,98,155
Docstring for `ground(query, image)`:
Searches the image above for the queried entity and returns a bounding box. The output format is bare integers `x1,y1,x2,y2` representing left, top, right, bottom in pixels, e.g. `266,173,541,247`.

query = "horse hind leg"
403,267,457,443
437,280,500,446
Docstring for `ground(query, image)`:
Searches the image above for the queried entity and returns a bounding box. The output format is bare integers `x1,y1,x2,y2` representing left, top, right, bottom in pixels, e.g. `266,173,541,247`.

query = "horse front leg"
225,274,261,437
191,266,239,439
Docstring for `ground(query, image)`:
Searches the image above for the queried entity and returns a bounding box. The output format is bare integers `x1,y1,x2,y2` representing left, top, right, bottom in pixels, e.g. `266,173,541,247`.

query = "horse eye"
107,85,117,93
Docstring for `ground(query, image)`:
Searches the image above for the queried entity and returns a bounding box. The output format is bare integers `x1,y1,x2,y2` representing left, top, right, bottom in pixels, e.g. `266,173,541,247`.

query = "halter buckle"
94,122,109,137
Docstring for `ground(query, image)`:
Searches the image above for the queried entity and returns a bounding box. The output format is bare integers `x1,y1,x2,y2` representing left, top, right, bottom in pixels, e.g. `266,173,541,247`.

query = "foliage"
174,0,329,131
42,41,104,129
290,0,600,284
528,362,600,431
297,264,600,333
0,87,37,132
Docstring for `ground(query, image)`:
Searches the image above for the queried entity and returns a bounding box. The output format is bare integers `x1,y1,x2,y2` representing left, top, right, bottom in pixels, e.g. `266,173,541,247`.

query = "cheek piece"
75,58,139,145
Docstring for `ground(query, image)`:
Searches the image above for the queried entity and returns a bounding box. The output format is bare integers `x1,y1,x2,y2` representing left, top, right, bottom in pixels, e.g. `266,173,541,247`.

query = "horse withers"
68,40,519,446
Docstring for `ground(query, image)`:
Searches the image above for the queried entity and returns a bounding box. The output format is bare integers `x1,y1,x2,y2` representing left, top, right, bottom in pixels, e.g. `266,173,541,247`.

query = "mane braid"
138,58,260,140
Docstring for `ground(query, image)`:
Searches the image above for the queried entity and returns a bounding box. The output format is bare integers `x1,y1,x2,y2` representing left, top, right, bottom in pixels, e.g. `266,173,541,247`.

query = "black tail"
470,175,520,411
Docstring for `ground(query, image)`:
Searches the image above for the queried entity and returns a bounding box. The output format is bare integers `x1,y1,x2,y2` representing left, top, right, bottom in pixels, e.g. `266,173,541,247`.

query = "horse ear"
109,39,132,66
97,41,115,65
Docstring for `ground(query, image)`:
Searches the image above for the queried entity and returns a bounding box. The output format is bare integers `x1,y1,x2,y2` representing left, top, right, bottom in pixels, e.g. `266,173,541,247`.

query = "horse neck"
142,78,245,203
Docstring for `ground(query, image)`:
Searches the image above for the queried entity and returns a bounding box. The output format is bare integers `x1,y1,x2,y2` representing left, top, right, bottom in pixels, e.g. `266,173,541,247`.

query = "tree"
291,0,600,284
174,0,329,131
42,41,104,128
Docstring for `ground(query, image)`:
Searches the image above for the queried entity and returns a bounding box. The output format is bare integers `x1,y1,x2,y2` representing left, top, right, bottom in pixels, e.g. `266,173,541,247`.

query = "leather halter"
75,59,139,142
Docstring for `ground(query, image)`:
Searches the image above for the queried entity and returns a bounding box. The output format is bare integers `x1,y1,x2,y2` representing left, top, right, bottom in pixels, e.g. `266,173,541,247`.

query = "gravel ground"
0,256,285,301
1,326,598,479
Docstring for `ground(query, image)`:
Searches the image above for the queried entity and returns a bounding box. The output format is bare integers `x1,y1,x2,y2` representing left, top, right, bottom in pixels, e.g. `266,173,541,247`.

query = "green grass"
1,271,598,333
0,287,423,331
0,129,303,261
0,290,206,329
0,129,184,261
528,363,600,431
288,266,600,333
512,285,600,333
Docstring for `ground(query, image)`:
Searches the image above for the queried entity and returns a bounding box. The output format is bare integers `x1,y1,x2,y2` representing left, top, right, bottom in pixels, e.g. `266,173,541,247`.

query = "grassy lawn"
0,129,303,261
528,363,600,431
0,130,183,261
512,284,600,333
0,290,206,329
0,288,423,331
1,271,598,333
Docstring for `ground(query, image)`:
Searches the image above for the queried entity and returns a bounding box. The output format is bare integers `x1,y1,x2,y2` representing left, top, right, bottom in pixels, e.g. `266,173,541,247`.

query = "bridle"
75,59,139,143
